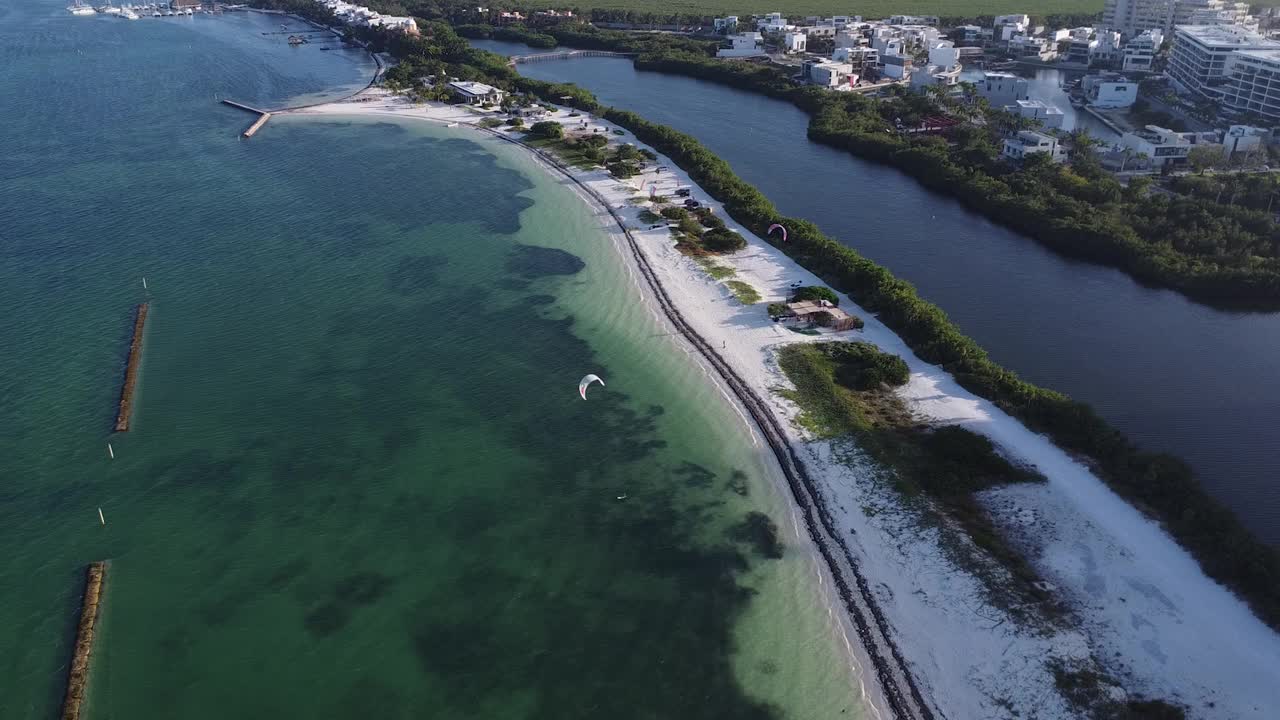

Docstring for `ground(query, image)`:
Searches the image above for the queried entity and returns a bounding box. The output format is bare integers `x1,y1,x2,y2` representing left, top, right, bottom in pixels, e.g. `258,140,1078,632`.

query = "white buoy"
98,508,106,526
107,443,114,459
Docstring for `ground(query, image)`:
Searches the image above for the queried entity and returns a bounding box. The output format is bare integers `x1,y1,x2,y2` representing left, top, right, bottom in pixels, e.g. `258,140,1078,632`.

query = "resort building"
1082,73,1140,106
717,32,767,58
447,81,505,105
1002,130,1066,162
318,0,418,33
976,71,1030,105
1174,0,1255,29
1168,24,1280,100
1102,0,1175,38
1006,99,1066,128
1220,49,1280,120
1122,29,1164,72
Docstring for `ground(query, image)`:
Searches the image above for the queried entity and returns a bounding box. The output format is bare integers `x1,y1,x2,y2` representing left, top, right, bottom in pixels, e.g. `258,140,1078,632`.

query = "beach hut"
785,301,859,331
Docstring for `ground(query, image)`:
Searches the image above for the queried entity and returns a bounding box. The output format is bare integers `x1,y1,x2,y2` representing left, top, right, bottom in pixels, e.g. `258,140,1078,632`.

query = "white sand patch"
282,91,1280,719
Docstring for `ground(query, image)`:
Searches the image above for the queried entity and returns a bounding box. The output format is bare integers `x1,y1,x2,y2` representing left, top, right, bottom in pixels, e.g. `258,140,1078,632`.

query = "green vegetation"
725,280,760,304
696,257,735,279
778,343,1053,616
309,10,1280,632
524,135,602,170
701,227,746,252
1053,664,1187,719
791,285,840,306
529,120,563,139
637,209,664,224
660,206,688,221
766,302,789,318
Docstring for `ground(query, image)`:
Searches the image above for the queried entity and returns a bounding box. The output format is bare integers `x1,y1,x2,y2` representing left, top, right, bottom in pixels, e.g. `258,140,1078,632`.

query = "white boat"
120,8,139,19
68,1,97,14
151,9,161,16
184,7,192,14
99,6,122,14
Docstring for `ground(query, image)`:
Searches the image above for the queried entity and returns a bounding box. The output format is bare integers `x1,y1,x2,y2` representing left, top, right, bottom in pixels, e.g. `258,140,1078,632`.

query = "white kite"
579,374,604,400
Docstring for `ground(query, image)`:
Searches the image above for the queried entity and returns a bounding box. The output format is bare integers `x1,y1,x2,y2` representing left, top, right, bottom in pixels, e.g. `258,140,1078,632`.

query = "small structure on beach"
447,81,506,105
782,300,860,331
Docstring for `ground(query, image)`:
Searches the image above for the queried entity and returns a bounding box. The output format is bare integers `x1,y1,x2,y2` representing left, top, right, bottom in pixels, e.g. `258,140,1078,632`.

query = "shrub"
583,134,609,148
677,216,704,237
530,121,563,139
702,228,747,252
826,342,909,390
660,206,688,220
607,161,637,179
695,207,725,229
792,285,840,306
505,117,524,127
767,302,791,318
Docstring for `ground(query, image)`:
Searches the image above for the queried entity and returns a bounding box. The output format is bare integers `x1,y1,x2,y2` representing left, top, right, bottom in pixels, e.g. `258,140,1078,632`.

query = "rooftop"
449,81,501,96
1174,24,1277,48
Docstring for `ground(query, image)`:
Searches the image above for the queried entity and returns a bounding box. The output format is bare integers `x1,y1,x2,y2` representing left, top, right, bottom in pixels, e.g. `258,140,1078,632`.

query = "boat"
446,122,459,127
184,7,192,14
68,1,97,14
120,8,139,19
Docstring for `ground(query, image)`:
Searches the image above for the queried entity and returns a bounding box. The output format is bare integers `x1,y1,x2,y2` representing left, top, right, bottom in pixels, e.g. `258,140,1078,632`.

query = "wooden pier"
221,99,272,138
60,562,107,720
114,303,148,432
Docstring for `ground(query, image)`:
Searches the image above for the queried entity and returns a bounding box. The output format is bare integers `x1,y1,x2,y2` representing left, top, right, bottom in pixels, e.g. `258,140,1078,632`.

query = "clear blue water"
474,38,1280,543
0,4,860,718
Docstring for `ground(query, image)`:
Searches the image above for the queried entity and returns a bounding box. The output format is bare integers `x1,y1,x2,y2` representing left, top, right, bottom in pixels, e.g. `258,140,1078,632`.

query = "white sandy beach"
284,90,1280,719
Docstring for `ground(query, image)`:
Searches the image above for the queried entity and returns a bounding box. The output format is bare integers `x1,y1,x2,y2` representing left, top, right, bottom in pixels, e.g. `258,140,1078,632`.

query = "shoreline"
280,92,1280,719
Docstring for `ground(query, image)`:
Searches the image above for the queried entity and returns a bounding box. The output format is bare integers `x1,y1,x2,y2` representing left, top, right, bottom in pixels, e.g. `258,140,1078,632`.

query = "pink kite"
767,223,788,242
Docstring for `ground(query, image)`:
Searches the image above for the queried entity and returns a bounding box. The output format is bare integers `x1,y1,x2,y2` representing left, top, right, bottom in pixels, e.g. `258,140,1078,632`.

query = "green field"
524,0,1108,19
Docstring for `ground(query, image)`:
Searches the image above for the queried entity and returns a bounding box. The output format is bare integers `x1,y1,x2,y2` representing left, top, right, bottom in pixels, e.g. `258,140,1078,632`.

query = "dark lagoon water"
0,4,860,718
473,39,1280,543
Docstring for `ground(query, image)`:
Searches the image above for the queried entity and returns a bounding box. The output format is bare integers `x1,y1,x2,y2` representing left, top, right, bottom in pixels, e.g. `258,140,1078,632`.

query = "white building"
717,32,767,58
1220,48,1280,120
1006,99,1066,128
977,71,1031,104
881,53,911,80
1122,29,1164,71
1083,73,1140,106
1168,24,1280,100
1003,130,1065,161
757,11,791,32
889,14,938,26
801,58,856,87
1221,124,1269,154
319,0,418,33
447,81,505,104
833,45,878,72
994,14,1030,29
1175,0,1254,28
783,31,808,53
1119,125,1199,164
714,16,738,32
1009,34,1057,61
1102,0,1175,38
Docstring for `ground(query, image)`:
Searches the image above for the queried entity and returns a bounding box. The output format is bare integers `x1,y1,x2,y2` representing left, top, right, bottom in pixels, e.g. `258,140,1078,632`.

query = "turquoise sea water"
0,3,862,718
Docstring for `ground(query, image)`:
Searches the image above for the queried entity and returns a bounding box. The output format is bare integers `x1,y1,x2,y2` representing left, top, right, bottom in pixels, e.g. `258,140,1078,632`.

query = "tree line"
263,6,1280,632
